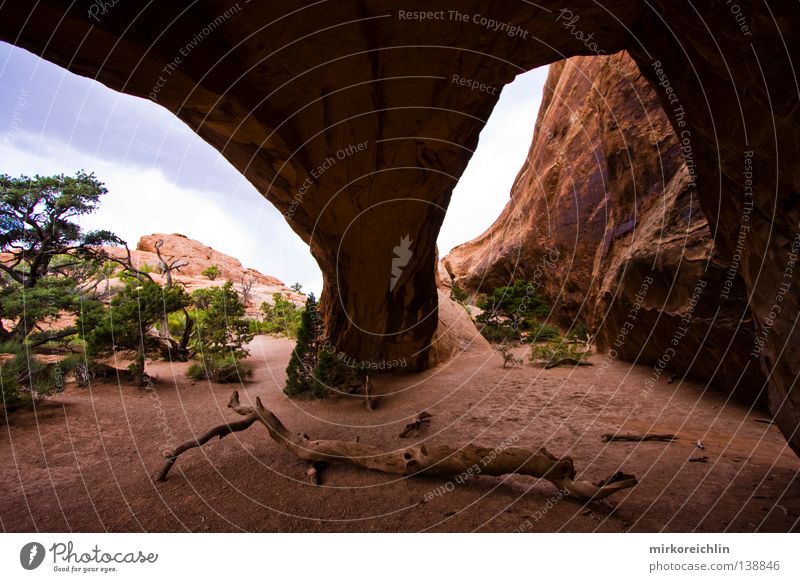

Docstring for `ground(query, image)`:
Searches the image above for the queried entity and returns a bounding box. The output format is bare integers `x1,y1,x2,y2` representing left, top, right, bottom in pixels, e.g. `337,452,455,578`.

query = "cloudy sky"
0,41,547,295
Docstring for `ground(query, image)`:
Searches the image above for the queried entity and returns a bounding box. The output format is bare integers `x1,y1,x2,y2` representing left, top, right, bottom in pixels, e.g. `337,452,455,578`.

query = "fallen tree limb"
399,411,432,438
156,414,260,481
602,433,677,443
364,375,376,411
157,391,637,501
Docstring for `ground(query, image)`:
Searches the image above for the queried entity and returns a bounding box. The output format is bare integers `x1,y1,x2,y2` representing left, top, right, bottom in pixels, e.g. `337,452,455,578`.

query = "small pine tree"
260,293,302,337
313,349,358,397
80,277,189,385
188,281,254,382
284,293,320,396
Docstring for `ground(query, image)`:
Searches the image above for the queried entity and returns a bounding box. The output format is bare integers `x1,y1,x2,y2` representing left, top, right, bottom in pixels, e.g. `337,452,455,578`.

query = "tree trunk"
178,309,193,354
132,352,146,386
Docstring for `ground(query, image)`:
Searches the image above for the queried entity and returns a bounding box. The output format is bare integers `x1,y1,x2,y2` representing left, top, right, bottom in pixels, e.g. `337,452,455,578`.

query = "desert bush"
188,282,254,383
475,279,552,344
283,294,366,399
201,265,221,280
527,322,560,343
248,319,264,335
450,283,469,304
477,279,550,323
260,293,303,338
187,353,253,383
313,349,360,397
164,310,190,338
477,318,521,343
495,343,523,368
567,320,590,342
0,345,77,411
529,339,591,368
80,276,189,385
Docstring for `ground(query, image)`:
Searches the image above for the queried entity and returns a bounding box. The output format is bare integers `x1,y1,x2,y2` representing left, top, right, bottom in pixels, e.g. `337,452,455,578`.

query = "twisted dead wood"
157,391,637,501
602,433,677,443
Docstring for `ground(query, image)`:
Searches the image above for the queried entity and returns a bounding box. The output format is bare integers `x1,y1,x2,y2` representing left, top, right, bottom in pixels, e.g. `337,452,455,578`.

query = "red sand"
2,337,798,532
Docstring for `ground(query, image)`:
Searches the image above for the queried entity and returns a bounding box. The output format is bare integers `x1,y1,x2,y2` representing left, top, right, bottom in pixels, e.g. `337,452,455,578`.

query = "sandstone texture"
444,53,765,404
102,233,303,316
2,2,798,453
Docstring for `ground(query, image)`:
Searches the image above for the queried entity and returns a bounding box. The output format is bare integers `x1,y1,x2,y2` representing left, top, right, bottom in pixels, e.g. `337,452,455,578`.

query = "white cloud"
438,67,549,255
0,131,318,291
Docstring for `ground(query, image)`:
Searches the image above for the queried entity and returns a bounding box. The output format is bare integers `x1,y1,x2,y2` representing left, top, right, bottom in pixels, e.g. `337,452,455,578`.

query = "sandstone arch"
2,1,798,453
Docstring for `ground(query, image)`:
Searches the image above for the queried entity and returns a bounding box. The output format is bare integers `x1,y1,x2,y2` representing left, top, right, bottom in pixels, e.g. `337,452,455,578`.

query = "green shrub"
495,343,522,368
80,277,189,385
529,339,591,367
0,347,76,411
527,322,560,343
477,319,520,343
161,310,189,338
567,321,590,342
0,341,23,355
191,282,253,360
187,353,253,383
313,349,359,397
283,294,367,399
188,282,254,382
260,293,303,338
477,279,550,323
450,283,469,304
201,265,221,280
474,280,552,344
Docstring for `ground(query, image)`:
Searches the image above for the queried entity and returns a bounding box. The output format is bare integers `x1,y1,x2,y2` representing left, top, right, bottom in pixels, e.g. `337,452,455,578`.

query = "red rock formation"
2,2,798,453
445,53,765,404
135,233,283,286
102,234,302,316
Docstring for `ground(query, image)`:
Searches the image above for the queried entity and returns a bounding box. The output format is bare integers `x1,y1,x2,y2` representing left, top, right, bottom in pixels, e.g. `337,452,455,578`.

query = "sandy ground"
1,336,798,532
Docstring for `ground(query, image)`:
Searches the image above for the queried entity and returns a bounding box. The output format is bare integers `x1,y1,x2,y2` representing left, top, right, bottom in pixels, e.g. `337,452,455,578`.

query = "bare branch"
157,392,638,502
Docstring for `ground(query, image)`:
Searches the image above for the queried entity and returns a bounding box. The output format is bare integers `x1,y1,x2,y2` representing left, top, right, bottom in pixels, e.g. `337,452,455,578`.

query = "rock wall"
444,53,765,404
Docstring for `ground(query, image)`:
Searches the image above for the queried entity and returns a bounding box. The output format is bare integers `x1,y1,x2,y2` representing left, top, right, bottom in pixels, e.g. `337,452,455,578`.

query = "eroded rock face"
444,53,765,404
102,233,303,316
2,2,798,452
135,233,283,286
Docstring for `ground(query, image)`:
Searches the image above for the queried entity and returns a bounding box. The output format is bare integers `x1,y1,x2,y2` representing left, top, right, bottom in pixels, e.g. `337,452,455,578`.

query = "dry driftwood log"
399,411,433,438
156,392,637,501
602,433,677,443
